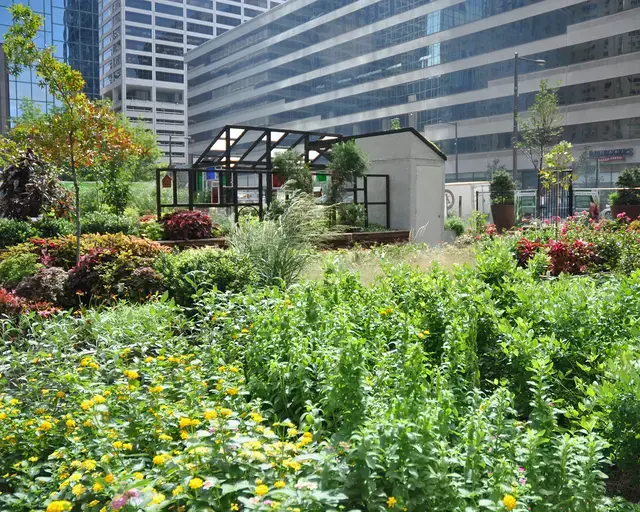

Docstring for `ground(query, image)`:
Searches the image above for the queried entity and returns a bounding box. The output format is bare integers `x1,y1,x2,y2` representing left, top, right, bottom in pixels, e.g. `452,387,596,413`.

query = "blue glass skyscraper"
0,0,99,119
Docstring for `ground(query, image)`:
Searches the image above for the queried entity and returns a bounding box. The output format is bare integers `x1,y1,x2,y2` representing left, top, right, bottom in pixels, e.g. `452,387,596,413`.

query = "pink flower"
519,477,527,485
518,466,526,473
111,495,128,510
264,500,273,506
203,480,215,490
125,489,140,498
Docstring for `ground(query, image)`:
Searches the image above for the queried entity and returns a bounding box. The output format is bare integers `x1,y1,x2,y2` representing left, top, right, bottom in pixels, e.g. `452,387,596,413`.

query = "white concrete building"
99,0,284,165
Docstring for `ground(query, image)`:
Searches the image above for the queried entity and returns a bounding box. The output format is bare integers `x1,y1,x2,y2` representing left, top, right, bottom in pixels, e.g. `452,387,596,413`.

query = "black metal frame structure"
155,125,391,228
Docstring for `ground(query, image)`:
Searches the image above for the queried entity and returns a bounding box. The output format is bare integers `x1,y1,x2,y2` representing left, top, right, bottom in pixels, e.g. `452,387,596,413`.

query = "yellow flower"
189,477,204,489
105,473,115,484
287,428,298,437
172,485,184,496
0,412,6,420
503,494,517,511
144,356,154,363
41,388,49,395
71,483,86,496
89,500,99,506
387,496,398,508
123,369,139,380
112,441,123,449
92,395,106,404
66,419,77,428
56,391,66,398
133,472,144,480
180,430,189,440
149,385,163,393
231,504,240,511
219,408,232,417
83,419,92,427
93,482,103,492
274,480,286,489
82,459,97,471
28,456,38,462
159,433,172,441
151,493,166,504
255,484,269,496
46,501,72,512
122,443,133,451
39,420,53,432
81,400,94,411
226,387,239,396
204,409,217,420
153,454,168,465
179,417,199,428
250,413,264,423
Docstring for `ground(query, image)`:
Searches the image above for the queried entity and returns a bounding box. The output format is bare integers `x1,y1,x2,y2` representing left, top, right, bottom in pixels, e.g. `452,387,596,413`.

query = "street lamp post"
512,52,546,183
442,121,459,181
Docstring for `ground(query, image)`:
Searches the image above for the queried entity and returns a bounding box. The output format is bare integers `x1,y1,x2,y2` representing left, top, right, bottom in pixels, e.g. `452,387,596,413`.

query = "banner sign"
588,148,633,162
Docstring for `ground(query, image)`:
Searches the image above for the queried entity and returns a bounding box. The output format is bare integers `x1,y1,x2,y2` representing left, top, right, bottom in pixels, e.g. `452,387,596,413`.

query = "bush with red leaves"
516,238,544,267
0,287,59,318
161,210,214,240
545,239,596,276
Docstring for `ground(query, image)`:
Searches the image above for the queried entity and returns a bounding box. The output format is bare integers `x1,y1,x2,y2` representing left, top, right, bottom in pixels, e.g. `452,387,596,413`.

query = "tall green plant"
326,140,369,206
228,192,326,285
272,149,313,193
515,80,563,175
489,170,515,205
610,166,640,206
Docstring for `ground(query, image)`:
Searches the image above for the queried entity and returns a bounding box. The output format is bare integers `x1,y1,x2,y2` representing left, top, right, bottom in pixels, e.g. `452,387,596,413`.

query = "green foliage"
326,140,370,206
444,216,464,236
33,215,75,238
390,117,401,130
515,79,563,173
0,218,38,248
337,202,365,227
611,166,640,205
81,211,138,235
540,141,576,190
154,248,257,307
229,193,327,286
0,251,41,288
272,149,313,193
489,170,515,205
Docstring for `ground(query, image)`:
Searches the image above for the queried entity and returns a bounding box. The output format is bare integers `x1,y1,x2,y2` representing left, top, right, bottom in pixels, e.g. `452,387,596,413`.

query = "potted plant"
610,167,640,220
490,170,516,232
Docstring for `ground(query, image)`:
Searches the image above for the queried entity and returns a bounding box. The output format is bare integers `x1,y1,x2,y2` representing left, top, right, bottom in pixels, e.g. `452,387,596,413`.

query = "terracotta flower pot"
611,204,640,220
491,204,515,233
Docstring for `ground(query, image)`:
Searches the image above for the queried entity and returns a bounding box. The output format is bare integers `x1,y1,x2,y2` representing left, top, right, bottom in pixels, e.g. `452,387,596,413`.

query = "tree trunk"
69,133,81,264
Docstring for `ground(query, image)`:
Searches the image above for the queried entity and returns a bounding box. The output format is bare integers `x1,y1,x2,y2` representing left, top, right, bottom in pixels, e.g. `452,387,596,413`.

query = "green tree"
1,4,144,261
272,149,313,193
326,140,370,206
515,80,563,177
390,117,401,130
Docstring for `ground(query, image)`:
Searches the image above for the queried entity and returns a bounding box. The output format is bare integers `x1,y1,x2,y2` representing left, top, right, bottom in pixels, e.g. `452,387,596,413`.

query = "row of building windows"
434,117,640,155
190,0,638,100
126,68,184,82
188,29,640,129
125,53,183,69
125,31,209,47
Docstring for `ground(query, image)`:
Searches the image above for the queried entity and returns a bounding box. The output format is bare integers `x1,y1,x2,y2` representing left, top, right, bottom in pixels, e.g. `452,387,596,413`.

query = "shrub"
81,210,139,235
490,169,515,205
161,210,214,240
337,203,365,227
0,251,42,288
0,218,38,248
155,248,256,306
444,216,464,236
611,166,640,206
14,267,72,307
30,233,168,270
33,215,75,238
0,287,59,317
228,193,326,286
138,215,164,241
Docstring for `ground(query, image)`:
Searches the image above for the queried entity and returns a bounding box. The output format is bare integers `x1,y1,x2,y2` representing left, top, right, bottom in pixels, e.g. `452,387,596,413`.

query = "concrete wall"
353,131,445,244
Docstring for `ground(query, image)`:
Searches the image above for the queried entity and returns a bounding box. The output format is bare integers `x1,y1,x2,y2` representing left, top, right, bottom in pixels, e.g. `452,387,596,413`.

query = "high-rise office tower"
100,0,284,165
186,0,640,187
0,0,100,119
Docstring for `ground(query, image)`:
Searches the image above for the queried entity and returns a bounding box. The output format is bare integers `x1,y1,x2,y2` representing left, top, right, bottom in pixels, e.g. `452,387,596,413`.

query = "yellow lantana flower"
123,369,139,380
387,496,397,508
46,501,72,512
503,494,517,511
189,477,204,489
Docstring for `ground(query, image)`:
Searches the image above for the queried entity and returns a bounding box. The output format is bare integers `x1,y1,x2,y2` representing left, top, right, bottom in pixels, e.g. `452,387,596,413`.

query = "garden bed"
157,230,411,250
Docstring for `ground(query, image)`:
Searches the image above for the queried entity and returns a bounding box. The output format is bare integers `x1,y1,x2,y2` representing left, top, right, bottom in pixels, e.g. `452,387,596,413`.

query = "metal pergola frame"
156,125,391,228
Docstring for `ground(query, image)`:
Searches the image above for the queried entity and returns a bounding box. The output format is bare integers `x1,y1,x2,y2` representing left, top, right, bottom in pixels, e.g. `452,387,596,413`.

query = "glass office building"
100,0,285,165
186,0,640,186
0,0,100,119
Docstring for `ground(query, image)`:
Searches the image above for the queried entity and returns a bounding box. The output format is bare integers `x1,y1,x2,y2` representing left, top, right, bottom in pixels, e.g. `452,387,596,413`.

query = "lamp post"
513,52,546,183
442,121,458,181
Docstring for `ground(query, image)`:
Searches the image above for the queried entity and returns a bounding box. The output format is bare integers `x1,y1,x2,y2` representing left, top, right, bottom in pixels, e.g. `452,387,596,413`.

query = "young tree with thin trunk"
2,5,143,262
515,80,563,176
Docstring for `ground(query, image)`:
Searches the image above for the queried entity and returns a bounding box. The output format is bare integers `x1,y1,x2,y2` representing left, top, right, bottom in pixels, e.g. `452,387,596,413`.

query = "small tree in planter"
489,170,516,232
610,167,640,220
326,140,369,225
